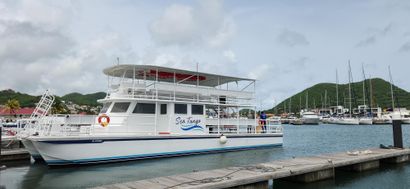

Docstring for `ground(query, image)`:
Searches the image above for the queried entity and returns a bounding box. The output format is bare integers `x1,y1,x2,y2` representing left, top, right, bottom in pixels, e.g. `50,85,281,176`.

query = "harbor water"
2,124,410,189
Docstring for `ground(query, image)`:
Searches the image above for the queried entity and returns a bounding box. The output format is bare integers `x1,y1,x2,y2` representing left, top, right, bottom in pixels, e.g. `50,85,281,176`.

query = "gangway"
30,90,54,120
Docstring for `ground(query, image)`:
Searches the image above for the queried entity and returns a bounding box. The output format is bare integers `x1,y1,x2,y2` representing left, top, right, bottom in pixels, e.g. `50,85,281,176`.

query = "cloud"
399,41,410,52
292,57,308,68
0,20,73,62
356,36,376,47
356,23,393,47
0,33,137,95
276,29,309,47
149,0,235,48
247,63,274,80
223,50,237,63
0,1,138,95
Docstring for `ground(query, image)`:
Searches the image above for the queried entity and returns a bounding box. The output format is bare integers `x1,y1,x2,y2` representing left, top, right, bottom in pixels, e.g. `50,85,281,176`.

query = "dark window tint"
192,105,203,115
160,104,167,114
110,102,130,113
100,102,112,113
174,104,187,114
133,103,156,114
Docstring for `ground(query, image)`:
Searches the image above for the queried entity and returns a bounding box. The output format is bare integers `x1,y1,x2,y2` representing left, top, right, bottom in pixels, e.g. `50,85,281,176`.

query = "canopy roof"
103,64,255,87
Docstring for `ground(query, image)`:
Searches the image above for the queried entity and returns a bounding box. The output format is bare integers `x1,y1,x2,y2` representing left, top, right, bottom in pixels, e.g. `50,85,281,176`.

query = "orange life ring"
98,114,110,127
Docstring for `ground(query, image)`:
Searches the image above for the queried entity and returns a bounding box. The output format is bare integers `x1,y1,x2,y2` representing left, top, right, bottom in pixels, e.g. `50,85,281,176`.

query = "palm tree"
5,99,20,115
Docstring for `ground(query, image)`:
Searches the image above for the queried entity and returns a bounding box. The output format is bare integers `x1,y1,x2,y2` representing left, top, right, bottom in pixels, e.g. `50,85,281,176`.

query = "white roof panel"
103,64,255,87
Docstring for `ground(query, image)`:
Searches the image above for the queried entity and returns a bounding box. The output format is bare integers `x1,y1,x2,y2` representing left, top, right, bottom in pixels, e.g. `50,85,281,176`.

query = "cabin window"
133,103,156,114
192,105,204,115
160,104,167,114
174,104,187,114
100,102,112,113
110,102,130,113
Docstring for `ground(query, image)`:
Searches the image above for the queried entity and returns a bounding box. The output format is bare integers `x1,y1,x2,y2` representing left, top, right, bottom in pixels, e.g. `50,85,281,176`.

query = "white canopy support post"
237,106,239,134
217,76,220,134
155,101,158,135
217,105,220,134
156,68,159,100
173,71,176,101
254,106,257,134
196,63,199,102
143,70,147,95
132,65,136,97
254,80,257,134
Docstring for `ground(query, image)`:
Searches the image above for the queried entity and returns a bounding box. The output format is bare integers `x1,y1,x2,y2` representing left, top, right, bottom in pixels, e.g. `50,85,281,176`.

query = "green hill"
267,78,410,114
0,90,106,107
61,92,106,106
0,89,40,107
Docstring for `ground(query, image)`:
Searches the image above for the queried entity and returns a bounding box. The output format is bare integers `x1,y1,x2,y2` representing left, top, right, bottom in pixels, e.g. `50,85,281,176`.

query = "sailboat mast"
336,69,339,108
325,90,327,109
361,64,366,107
289,97,292,114
388,66,395,110
348,61,352,118
306,92,309,110
369,75,373,116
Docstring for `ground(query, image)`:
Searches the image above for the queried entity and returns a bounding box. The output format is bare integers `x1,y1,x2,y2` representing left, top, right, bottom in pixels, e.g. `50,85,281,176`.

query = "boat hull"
401,118,410,124
301,118,320,125
21,139,44,161
373,118,392,125
28,134,283,165
335,118,359,125
359,118,373,125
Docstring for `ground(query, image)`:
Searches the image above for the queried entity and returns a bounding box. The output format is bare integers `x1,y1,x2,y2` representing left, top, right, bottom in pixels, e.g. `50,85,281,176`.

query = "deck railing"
104,82,255,106
15,115,282,137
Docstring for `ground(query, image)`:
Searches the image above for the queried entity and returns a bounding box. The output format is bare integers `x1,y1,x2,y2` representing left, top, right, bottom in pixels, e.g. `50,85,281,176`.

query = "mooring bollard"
392,112,403,148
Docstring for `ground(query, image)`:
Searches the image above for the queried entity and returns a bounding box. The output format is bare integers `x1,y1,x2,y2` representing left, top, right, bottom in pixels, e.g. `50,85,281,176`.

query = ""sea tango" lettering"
175,117,201,125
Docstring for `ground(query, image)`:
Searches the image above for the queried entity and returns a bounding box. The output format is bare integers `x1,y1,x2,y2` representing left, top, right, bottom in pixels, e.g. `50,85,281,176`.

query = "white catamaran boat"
19,64,283,165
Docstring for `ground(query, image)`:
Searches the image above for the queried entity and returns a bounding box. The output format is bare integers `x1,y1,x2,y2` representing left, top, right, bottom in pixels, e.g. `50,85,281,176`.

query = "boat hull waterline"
28,134,283,165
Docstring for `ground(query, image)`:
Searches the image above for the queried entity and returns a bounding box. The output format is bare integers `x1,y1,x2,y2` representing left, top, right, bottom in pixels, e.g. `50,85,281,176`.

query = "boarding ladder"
19,90,55,137
30,90,55,120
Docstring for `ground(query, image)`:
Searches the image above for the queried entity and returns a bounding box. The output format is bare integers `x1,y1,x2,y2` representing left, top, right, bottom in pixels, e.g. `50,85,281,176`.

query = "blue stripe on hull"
41,135,283,144
46,143,283,166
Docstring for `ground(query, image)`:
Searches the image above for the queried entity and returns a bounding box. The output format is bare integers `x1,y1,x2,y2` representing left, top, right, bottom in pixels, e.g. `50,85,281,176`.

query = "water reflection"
2,124,410,189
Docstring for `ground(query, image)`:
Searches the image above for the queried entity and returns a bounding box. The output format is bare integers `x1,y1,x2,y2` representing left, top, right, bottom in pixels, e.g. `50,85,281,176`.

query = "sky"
0,0,410,110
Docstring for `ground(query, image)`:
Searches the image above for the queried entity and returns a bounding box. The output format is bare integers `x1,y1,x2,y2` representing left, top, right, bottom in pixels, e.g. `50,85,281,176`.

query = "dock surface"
92,148,410,189
1,149,30,161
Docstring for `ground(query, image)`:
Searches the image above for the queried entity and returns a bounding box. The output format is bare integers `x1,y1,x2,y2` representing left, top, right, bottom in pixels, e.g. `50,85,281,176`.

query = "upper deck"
103,64,255,87
100,65,256,107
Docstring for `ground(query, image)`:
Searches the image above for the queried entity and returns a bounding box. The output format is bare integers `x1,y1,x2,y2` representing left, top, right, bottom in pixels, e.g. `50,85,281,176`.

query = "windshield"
100,102,112,113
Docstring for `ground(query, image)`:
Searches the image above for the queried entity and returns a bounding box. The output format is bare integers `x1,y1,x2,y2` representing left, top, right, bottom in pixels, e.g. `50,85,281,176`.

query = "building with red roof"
0,107,35,118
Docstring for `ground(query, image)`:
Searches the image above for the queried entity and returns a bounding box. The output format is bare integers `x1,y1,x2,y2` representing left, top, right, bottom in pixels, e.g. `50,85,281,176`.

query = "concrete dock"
1,136,30,162
92,148,410,189
1,149,30,162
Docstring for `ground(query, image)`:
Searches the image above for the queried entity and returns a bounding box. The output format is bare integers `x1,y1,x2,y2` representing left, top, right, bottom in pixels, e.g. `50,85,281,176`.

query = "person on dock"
260,111,267,133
